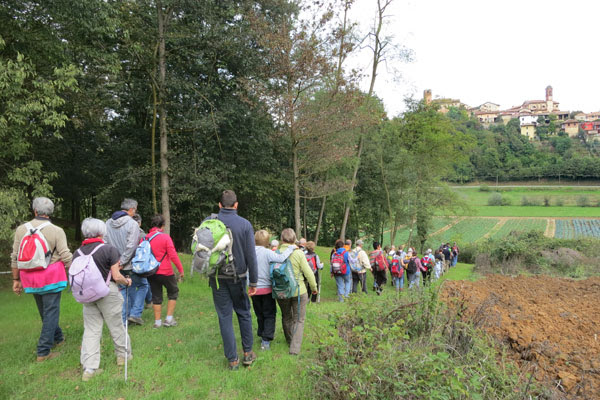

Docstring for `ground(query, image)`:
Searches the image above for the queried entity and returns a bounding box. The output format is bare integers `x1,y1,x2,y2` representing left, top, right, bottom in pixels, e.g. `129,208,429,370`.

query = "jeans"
145,284,153,304
210,278,253,362
33,291,64,357
120,272,148,322
334,274,352,302
392,274,404,290
351,272,368,294
251,293,277,342
408,271,421,289
451,255,458,267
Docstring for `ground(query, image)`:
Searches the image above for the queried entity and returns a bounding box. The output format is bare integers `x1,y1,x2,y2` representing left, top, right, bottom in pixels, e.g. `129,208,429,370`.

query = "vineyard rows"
490,219,547,239
555,219,600,239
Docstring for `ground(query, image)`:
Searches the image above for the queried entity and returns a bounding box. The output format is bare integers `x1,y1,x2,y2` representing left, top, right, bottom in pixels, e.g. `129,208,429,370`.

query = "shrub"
487,193,503,206
555,198,564,206
576,196,589,207
479,184,490,192
543,196,550,207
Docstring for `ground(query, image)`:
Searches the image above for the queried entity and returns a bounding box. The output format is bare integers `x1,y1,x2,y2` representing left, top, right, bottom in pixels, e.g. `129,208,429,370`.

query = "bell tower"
424,89,432,104
545,85,553,112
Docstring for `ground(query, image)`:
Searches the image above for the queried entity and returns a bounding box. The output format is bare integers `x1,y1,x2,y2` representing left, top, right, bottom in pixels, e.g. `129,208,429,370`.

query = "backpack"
390,258,403,277
131,232,166,277
331,250,347,275
191,215,235,278
270,250,300,299
306,253,318,273
369,250,387,272
69,244,111,304
406,257,418,275
17,222,53,270
348,250,362,273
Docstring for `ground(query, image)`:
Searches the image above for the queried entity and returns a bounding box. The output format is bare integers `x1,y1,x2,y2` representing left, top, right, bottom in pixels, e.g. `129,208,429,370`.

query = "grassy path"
544,218,556,237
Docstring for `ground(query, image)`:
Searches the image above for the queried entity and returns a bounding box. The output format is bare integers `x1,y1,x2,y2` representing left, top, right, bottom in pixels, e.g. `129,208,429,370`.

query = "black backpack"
406,257,417,274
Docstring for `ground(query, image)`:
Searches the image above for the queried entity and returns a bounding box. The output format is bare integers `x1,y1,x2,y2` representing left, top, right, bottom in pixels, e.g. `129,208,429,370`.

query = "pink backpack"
17,222,53,270
69,244,111,303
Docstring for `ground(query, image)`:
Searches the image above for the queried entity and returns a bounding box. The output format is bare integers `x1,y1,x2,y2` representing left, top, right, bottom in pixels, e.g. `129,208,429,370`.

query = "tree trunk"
303,197,307,239
157,2,170,234
91,195,97,218
292,134,301,238
314,196,326,245
151,82,159,215
390,213,399,245
74,199,81,242
340,136,364,240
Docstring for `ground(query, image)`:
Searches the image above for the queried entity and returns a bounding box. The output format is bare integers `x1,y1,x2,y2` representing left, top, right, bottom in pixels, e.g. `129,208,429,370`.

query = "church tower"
546,85,554,112
424,89,432,104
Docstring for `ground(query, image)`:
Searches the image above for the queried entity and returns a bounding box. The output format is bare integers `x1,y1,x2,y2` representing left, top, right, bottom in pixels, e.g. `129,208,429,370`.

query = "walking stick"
316,269,322,303
124,284,129,382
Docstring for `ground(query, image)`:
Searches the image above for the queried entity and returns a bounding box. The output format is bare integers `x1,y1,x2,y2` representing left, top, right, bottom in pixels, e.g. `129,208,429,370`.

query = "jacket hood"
111,210,128,220
107,212,131,228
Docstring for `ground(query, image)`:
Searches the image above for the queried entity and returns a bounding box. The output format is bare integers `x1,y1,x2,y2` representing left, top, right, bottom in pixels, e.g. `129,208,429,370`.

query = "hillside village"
425,86,600,142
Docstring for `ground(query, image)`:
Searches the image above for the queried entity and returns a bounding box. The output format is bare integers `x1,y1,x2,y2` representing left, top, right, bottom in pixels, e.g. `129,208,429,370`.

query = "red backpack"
331,250,347,275
369,250,388,272
17,222,53,270
390,258,403,277
306,253,318,273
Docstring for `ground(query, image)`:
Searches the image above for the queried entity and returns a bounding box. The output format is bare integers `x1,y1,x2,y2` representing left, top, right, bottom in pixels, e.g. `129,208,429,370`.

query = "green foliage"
487,193,510,206
479,184,490,192
576,195,589,207
311,287,538,399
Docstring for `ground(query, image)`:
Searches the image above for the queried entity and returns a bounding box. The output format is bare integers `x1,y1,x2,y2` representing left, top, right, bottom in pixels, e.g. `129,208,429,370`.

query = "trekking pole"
124,284,129,382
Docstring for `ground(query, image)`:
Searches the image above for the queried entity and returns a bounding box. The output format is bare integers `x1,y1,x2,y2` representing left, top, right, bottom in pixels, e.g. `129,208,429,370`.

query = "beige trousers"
277,293,309,355
81,282,131,370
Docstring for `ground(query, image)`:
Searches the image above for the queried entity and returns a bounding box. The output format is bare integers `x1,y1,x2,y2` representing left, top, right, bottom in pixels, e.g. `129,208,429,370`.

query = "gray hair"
32,197,54,216
81,217,107,238
120,198,138,211
356,239,364,246
280,228,296,244
270,239,279,248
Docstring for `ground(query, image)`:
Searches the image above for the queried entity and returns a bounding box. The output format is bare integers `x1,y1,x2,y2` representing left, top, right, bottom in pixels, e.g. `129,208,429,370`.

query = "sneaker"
82,368,103,382
127,316,144,325
153,322,162,329
36,352,60,362
260,340,271,351
242,351,257,366
163,318,178,327
228,359,239,371
116,355,132,366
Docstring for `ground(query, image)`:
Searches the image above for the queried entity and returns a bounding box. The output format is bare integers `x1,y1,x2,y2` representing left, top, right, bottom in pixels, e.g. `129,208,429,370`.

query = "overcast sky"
347,0,599,117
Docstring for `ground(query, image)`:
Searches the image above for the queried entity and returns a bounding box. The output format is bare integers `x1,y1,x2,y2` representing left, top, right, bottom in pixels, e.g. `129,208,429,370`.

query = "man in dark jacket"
210,190,258,370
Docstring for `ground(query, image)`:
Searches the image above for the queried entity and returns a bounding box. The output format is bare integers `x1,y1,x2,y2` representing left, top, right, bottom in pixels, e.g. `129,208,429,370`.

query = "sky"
347,0,599,117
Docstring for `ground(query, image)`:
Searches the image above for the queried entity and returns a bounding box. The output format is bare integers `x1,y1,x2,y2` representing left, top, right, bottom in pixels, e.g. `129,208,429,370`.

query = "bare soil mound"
443,275,600,399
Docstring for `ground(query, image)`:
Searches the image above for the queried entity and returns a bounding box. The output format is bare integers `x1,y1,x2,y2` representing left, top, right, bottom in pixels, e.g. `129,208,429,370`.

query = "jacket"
352,247,371,274
145,227,183,276
255,245,295,289
216,208,258,286
280,243,317,296
105,211,139,270
11,217,73,269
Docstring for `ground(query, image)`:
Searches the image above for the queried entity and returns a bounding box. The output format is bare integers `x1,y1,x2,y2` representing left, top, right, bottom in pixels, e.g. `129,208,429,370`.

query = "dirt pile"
443,275,600,398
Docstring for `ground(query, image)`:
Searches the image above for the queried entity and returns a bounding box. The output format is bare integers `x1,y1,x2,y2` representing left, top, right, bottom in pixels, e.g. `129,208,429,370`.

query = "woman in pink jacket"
145,215,184,328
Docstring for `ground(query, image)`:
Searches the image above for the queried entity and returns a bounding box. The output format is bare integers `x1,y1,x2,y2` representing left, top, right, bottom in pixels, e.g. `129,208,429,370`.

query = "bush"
521,196,540,206
576,196,589,207
479,184,490,192
555,198,564,206
487,193,503,206
310,290,539,399
543,196,550,207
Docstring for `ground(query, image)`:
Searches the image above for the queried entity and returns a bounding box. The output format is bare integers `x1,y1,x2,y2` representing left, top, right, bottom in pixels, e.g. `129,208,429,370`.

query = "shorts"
147,274,179,305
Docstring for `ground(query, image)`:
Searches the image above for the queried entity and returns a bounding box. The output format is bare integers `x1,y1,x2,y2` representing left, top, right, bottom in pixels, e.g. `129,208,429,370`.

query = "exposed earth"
443,275,600,399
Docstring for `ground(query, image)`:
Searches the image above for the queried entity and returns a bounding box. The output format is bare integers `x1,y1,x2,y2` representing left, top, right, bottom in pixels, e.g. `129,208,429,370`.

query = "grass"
1,248,479,399
490,219,547,239
425,218,499,248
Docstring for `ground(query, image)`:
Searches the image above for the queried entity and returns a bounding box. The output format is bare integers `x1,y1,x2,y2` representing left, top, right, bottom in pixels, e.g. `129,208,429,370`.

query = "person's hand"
312,290,318,295
13,280,23,296
248,286,257,296
126,277,132,287
178,274,184,283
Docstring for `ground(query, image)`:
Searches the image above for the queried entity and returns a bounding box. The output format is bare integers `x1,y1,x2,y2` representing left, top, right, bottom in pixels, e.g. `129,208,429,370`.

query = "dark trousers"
351,272,367,294
33,292,63,357
304,269,319,302
373,270,387,293
210,278,253,362
251,293,277,342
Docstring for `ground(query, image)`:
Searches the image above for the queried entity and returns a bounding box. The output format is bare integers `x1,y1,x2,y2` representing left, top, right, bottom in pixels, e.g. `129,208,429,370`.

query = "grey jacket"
254,245,295,289
105,213,139,270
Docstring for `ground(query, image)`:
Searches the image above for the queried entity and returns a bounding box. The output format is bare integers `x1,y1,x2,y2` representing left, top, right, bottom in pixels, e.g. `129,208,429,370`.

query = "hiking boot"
53,339,65,348
242,351,257,366
127,316,144,326
82,368,103,382
260,340,271,351
117,355,133,366
36,352,60,362
228,359,239,371
163,318,178,327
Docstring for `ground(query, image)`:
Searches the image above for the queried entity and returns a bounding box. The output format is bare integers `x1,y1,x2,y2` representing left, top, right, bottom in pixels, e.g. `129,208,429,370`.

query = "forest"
2,0,599,261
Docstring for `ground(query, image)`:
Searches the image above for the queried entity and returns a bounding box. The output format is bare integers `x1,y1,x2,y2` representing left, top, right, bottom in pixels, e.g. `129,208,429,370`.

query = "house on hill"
561,120,580,137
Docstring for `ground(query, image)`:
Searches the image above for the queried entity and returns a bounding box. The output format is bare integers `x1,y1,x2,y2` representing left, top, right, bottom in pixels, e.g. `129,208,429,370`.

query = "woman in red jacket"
146,214,184,328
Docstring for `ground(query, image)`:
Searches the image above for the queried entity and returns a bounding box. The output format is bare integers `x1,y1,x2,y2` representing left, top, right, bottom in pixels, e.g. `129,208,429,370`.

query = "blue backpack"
270,251,300,300
132,232,166,277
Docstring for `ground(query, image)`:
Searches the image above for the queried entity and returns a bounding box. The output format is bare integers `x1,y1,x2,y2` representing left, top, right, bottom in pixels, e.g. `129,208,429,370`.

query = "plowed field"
443,275,600,399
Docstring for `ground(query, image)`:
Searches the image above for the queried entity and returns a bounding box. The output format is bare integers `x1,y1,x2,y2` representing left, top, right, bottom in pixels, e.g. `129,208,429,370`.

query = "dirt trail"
544,218,556,238
443,275,600,399
428,217,463,237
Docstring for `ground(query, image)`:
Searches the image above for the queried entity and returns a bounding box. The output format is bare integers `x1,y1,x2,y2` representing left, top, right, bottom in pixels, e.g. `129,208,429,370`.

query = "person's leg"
80,302,104,370
98,284,131,360
343,274,352,298
399,273,404,290
36,292,63,357
149,275,164,325
262,296,277,342
351,272,359,294
164,275,179,322
230,280,253,354
145,282,153,305
334,275,344,302
310,270,319,302
211,279,237,362
129,274,148,319
277,298,293,344
289,293,309,355
251,295,265,339
360,273,368,294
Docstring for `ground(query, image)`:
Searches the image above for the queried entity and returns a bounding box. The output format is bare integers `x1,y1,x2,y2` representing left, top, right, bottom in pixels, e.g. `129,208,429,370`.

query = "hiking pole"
124,284,129,382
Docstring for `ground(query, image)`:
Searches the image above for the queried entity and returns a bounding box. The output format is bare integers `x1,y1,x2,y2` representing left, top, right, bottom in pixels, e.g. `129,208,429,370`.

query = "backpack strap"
89,243,105,256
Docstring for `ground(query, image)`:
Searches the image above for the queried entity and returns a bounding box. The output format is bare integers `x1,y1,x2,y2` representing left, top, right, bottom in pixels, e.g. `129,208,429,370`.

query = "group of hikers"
9,190,459,381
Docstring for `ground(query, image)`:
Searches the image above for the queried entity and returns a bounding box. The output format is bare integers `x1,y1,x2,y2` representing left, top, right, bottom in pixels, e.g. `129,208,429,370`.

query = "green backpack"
191,215,235,280
270,250,300,300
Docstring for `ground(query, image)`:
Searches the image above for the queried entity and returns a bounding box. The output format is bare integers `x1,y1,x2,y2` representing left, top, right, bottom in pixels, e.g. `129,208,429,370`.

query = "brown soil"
442,275,600,398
